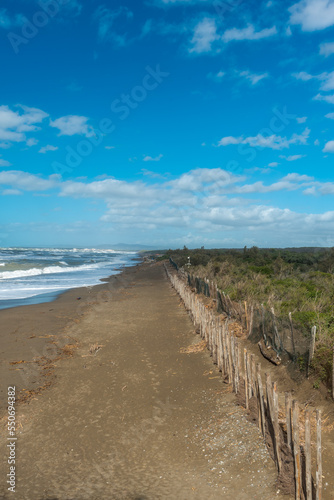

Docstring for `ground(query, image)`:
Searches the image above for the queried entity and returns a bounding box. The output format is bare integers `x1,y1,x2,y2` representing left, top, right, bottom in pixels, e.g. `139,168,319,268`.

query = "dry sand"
0,262,293,499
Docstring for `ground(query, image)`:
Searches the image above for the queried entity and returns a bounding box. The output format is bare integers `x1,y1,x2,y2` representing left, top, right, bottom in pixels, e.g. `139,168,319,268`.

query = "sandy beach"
0,262,293,499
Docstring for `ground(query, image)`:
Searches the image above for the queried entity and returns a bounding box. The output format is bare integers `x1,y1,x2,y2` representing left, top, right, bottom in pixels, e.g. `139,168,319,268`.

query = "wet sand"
0,262,287,499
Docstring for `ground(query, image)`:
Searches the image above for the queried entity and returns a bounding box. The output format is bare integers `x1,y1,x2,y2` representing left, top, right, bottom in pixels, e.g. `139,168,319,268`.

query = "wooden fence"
165,262,323,500
184,267,315,366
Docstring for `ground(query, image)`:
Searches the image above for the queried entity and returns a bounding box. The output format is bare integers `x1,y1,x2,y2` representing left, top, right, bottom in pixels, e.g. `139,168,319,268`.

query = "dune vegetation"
160,247,334,389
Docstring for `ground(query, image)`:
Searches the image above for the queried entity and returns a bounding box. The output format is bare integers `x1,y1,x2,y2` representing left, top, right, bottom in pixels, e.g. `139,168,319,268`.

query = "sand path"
0,263,283,499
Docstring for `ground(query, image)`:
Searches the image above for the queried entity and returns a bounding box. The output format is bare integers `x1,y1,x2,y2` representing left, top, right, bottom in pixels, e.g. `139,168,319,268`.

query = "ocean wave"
0,247,136,254
0,263,105,280
0,263,5,266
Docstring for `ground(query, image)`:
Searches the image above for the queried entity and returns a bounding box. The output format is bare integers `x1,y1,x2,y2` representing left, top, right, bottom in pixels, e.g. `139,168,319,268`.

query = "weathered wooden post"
316,410,322,500
288,312,296,359
256,363,265,437
292,400,301,500
244,301,248,331
307,326,317,378
285,392,292,452
272,382,281,471
248,305,254,338
332,345,334,401
305,408,312,500
244,349,249,410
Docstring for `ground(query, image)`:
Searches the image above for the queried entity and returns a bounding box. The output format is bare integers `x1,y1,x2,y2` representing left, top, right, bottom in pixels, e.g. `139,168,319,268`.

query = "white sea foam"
0,262,105,280
0,248,138,304
0,247,135,254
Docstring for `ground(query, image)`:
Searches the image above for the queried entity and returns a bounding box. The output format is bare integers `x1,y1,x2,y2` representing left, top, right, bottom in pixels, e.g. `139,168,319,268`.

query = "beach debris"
77,297,81,300
89,343,103,355
180,340,207,354
258,339,281,365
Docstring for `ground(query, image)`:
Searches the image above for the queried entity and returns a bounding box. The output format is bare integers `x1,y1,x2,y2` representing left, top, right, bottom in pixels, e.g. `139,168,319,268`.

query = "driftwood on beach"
258,339,281,365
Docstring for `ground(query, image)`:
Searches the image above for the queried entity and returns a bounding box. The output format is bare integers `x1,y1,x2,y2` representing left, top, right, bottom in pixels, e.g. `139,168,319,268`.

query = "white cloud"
297,116,307,123
189,18,219,53
320,41,334,56
292,71,314,81
319,71,334,90
0,170,59,191
2,189,22,196
50,115,93,137
143,154,163,162
239,70,269,85
218,128,310,150
105,146,115,150
26,138,38,147
318,182,334,194
314,92,334,103
0,105,48,144
323,140,334,152
2,167,334,245
0,159,11,167
207,70,225,81
141,169,168,180
282,173,314,181
268,162,279,167
325,112,334,119
218,136,243,146
0,8,25,29
279,154,306,161
314,139,320,145
289,0,334,31
157,0,210,3
304,186,317,195
94,6,133,46
222,24,277,42
39,145,59,154
293,70,334,93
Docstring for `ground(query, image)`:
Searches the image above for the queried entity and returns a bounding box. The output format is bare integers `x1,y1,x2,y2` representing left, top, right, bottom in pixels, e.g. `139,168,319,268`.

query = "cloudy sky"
0,0,334,248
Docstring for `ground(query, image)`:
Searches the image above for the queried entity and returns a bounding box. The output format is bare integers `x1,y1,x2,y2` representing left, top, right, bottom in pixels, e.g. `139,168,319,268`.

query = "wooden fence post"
244,301,248,331
261,304,267,345
288,311,296,359
256,364,265,437
227,332,233,386
235,342,240,394
251,354,256,399
265,373,273,419
292,400,301,500
272,382,281,472
285,392,292,452
246,352,252,400
248,305,254,338
332,345,334,401
316,410,322,500
307,326,317,378
271,307,283,352
305,408,312,500
244,349,249,410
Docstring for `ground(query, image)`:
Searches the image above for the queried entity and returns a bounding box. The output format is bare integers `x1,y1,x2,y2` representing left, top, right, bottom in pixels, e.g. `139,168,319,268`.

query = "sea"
0,247,139,310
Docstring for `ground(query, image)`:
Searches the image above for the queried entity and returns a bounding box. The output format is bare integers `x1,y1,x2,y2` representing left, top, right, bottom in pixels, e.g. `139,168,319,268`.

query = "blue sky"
0,0,334,248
